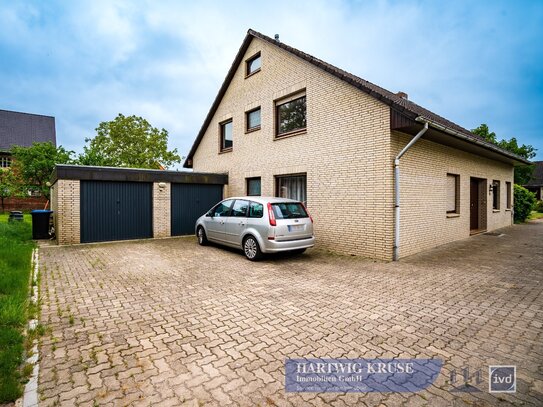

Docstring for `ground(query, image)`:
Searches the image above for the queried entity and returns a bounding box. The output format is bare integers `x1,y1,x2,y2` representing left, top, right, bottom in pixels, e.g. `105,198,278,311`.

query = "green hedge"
514,184,536,223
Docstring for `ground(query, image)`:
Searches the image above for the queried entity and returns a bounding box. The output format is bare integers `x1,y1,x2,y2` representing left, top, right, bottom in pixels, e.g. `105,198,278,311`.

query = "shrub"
534,200,543,213
514,185,536,223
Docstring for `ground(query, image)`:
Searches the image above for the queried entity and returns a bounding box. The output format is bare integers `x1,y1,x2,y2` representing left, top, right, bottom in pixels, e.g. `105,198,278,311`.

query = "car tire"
291,248,306,255
243,235,263,261
197,226,208,246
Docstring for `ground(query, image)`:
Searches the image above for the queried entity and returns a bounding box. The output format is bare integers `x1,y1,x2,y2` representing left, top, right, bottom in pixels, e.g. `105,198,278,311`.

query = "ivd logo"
489,366,516,393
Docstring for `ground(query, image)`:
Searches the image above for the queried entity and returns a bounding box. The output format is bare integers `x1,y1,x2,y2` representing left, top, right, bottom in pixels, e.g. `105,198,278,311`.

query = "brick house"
184,29,530,260
524,161,543,200
0,109,56,210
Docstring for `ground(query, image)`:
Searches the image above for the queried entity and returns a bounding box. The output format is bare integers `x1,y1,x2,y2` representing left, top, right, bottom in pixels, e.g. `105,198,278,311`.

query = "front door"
470,179,479,231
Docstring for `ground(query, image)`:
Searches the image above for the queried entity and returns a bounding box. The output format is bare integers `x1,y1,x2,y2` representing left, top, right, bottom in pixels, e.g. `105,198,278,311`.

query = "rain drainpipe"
393,120,429,261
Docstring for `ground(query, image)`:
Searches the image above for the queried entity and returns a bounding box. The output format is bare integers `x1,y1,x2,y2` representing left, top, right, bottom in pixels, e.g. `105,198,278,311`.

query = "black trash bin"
31,210,53,239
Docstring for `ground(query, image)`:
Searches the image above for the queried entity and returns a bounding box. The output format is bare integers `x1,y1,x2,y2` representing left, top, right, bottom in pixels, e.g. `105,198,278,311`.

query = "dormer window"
246,52,261,77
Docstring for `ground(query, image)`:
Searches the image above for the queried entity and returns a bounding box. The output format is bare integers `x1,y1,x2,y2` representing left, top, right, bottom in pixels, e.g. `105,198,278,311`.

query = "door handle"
239,222,246,226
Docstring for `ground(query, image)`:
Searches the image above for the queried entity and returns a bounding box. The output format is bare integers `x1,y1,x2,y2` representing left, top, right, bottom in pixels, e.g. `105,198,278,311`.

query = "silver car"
195,196,315,260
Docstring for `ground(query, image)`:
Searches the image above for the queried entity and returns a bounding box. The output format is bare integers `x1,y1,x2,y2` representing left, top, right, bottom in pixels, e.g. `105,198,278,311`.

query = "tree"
11,142,74,199
0,169,22,211
78,114,182,169
471,124,537,184
513,185,536,223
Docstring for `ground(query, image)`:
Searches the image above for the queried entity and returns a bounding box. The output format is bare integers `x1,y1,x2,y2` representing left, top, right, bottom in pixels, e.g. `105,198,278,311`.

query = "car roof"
225,196,301,204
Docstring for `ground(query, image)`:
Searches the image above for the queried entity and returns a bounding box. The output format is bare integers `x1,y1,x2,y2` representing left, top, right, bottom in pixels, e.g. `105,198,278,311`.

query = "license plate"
288,225,303,232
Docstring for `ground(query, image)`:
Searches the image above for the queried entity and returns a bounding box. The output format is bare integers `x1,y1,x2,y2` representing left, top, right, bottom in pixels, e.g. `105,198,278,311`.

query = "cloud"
0,0,542,163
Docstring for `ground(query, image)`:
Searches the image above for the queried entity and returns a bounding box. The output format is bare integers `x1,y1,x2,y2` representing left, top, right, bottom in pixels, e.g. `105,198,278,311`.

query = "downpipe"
393,121,428,261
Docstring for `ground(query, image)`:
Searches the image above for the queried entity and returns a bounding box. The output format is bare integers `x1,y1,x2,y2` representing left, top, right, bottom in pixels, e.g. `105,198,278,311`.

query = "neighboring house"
524,161,543,200
0,109,56,210
184,29,530,260
0,109,57,166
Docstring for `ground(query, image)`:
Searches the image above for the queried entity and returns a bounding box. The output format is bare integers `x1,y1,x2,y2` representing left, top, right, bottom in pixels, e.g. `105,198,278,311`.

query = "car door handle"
239,222,246,226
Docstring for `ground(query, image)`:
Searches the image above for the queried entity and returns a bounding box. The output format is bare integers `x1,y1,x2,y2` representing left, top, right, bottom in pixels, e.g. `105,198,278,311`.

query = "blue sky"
1,0,542,164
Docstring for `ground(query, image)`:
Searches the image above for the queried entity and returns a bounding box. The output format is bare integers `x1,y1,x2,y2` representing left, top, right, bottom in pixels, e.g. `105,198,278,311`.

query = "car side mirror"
206,211,213,217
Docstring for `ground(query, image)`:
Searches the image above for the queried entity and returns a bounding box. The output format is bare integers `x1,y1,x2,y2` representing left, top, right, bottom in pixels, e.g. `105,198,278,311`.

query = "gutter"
393,121,429,261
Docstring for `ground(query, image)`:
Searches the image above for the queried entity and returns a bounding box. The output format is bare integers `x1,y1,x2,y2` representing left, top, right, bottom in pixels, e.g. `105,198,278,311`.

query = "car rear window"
271,202,308,219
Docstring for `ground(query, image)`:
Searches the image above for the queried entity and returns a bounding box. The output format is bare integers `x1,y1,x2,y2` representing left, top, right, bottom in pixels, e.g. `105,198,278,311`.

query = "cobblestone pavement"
38,221,543,406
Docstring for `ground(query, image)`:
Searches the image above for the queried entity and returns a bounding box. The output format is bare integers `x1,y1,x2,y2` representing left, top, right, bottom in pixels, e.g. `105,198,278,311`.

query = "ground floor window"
447,173,460,214
492,180,501,210
506,181,512,209
246,177,261,196
0,156,12,168
275,173,306,204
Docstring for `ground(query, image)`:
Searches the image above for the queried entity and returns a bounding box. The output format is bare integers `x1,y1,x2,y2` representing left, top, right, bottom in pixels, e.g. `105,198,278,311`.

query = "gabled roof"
184,29,530,167
0,109,56,152
524,161,543,187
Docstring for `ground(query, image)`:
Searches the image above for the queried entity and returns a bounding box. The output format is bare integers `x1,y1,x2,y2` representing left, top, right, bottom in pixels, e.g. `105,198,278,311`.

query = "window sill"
505,208,512,212
219,148,233,154
274,129,307,140
245,126,261,134
493,209,501,213
446,213,460,218
245,68,261,79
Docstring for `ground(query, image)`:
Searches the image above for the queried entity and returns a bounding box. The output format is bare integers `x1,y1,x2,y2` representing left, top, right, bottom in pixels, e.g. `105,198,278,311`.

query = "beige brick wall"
153,182,171,238
192,37,393,260
392,131,514,258
51,179,81,245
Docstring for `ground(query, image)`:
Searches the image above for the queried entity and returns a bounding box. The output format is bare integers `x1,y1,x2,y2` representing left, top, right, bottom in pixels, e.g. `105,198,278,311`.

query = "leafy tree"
513,184,536,223
78,114,182,169
0,169,22,211
11,142,74,199
471,124,536,184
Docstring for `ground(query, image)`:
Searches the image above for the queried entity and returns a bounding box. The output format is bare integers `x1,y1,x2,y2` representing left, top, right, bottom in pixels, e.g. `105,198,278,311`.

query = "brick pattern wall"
1,196,48,211
153,182,171,238
192,38,393,260
392,131,514,258
51,179,80,245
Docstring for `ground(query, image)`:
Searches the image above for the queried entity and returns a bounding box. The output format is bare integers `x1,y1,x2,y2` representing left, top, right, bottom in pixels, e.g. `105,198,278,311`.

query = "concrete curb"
16,248,40,407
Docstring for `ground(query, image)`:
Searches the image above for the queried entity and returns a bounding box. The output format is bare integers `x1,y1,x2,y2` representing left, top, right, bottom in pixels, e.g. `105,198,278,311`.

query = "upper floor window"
246,52,261,77
246,107,261,132
220,119,233,152
0,156,12,168
492,180,501,210
276,93,306,137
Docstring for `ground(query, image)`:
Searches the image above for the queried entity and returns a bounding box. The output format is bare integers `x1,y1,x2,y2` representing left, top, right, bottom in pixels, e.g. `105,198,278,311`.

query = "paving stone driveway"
38,221,543,406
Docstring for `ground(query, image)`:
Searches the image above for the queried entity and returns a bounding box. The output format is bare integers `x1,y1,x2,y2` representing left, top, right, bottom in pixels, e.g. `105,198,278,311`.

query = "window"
271,202,309,219
246,177,261,196
220,120,233,152
506,182,512,209
211,200,233,217
0,156,11,168
276,174,307,204
492,180,501,210
248,202,264,218
446,174,460,214
246,107,261,132
276,94,306,137
246,52,261,76
231,200,249,217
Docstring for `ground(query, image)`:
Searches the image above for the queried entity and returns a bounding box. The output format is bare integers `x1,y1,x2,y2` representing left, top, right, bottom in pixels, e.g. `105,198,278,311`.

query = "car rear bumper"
261,236,315,253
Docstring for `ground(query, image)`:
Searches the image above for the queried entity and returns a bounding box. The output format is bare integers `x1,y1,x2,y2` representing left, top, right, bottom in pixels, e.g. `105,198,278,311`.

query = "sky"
1,0,542,165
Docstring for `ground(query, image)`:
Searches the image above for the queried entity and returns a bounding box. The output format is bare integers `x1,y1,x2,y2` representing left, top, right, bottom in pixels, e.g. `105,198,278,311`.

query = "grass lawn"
0,213,35,403
529,211,543,220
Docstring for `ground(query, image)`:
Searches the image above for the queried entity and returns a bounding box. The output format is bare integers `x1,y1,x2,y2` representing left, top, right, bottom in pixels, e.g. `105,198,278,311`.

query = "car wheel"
291,248,306,255
243,235,262,261
197,226,208,246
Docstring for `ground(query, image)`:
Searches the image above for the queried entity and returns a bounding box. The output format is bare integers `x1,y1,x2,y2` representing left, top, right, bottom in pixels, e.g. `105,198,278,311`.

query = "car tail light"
302,203,313,223
267,202,276,226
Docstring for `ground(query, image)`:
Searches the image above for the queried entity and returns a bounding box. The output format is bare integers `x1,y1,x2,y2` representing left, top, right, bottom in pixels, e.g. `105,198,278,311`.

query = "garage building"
50,165,228,244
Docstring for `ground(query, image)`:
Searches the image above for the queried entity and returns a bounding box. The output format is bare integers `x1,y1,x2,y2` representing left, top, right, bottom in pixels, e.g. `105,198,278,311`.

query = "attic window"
246,52,261,77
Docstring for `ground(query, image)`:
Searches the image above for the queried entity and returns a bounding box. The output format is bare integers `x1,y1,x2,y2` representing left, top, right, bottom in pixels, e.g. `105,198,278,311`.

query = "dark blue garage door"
81,181,152,243
171,183,223,236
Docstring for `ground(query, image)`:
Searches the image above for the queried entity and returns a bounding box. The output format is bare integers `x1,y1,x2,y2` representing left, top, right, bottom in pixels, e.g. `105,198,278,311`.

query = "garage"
171,183,223,236
81,181,153,243
49,165,228,245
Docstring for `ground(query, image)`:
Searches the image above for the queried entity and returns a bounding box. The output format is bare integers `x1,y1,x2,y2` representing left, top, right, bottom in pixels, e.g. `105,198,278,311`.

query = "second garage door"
171,183,223,236
81,181,153,243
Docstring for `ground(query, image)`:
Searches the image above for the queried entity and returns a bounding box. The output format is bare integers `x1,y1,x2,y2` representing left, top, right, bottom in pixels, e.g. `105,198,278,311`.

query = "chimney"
396,91,408,100
274,34,280,42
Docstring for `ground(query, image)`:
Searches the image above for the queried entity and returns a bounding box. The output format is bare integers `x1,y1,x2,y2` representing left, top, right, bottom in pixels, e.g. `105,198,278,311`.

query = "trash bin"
31,210,53,239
